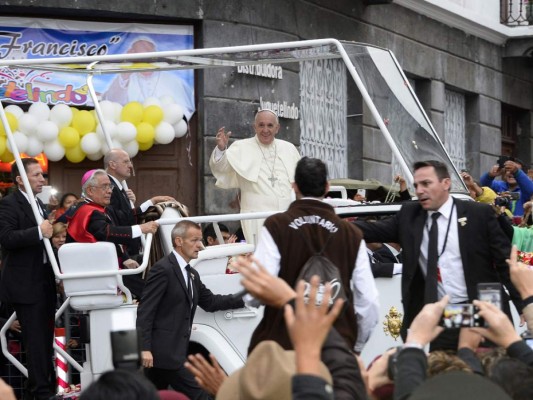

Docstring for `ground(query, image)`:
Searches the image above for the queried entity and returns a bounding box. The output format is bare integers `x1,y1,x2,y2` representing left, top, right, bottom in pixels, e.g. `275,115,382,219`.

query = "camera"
110,329,142,371
387,347,401,380
521,330,533,350
494,192,520,207
497,155,514,169
440,304,484,328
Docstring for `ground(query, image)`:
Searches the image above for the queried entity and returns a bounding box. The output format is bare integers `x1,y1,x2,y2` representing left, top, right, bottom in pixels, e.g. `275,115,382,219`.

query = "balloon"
98,100,117,122
65,144,86,163
101,140,123,155
96,120,118,141
112,102,123,123
80,132,101,155
70,107,79,116
116,122,136,143
174,119,188,138
138,139,154,151
58,126,80,148
136,122,155,144
72,110,96,136
36,121,59,142
0,149,14,163
44,140,66,161
17,114,38,136
28,102,50,122
123,140,139,158
143,97,161,107
121,101,143,125
7,131,29,154
163,104,184,125
0,136,6,155
86,151,104,161
142,105,164,127
154,122,175,145
50,104,73,128
26,136,44,157
0,112,19,136
4,105,23,119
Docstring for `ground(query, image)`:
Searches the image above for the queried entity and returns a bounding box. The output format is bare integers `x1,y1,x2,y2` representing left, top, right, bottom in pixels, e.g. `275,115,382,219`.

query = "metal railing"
501,0,533,26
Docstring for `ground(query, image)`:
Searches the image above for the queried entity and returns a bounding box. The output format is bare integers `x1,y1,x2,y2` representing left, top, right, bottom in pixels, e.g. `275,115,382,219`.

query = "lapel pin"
458,217,467,226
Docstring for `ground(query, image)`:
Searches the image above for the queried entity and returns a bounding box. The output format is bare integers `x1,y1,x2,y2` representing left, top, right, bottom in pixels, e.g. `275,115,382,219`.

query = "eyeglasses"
91,184,113,191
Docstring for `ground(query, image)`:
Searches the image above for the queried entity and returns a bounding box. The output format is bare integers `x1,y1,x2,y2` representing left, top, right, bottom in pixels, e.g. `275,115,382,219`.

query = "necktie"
185,264,193,301
425,212,441,303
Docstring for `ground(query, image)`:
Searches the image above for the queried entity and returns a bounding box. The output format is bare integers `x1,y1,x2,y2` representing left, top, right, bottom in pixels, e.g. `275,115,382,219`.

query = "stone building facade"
0,0,531,215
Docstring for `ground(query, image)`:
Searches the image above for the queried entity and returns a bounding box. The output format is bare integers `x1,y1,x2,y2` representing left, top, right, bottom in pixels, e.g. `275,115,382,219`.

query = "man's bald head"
104,149,133,181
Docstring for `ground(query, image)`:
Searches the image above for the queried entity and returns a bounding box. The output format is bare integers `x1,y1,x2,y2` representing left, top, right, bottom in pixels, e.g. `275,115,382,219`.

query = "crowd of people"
0,108,533,400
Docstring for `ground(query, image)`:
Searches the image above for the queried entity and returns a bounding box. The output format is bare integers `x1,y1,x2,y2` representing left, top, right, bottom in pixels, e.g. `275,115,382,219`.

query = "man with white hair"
209,109,300,244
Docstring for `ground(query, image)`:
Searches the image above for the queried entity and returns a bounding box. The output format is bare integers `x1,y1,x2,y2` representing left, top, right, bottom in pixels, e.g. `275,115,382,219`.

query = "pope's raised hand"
215,127,231,151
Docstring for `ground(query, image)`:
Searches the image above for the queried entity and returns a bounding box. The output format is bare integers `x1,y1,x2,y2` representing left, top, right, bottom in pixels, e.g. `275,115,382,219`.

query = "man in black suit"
355,160,522,350
104,149,174,257
0,158,56,400
137,220,244,399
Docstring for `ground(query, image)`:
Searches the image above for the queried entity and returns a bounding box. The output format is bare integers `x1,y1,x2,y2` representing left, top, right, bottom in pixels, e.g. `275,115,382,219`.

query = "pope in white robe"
209,110,300,244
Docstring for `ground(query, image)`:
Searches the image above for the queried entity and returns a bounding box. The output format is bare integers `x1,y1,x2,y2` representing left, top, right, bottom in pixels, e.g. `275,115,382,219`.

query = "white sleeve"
213,146,226,163
139,199,153,213
252,226,281,276
352,239,380,353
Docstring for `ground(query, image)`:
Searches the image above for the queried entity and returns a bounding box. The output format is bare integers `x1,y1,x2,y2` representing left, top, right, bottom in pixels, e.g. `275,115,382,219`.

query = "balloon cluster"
0,96,188,163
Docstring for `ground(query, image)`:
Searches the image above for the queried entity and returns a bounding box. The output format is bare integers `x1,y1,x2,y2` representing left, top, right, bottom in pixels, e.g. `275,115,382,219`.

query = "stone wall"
0,0,531,212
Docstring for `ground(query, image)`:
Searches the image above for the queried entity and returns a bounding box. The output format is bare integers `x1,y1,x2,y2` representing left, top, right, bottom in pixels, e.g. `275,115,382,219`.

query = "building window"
444,89,466,171
299,59,347,178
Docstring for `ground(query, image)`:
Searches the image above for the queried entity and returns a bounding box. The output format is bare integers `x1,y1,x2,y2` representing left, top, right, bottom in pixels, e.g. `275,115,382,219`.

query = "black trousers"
144,365,211,400
13,287,56,400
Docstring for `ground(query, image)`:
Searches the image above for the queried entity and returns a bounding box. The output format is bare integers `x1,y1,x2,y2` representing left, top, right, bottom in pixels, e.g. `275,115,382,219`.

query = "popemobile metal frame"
0,38,471,392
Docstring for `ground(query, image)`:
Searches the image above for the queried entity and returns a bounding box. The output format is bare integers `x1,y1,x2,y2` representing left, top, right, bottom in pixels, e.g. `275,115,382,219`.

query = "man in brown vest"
250,157,379,354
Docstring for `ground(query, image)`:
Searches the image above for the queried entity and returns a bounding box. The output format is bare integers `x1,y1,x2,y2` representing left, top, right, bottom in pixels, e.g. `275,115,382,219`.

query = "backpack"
294,229,347,307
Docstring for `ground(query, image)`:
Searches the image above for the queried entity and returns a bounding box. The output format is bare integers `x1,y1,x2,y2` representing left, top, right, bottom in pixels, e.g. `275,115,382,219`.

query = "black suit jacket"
0,190,55,304
136,253,244,369
107,177,142,255
355,198,522,338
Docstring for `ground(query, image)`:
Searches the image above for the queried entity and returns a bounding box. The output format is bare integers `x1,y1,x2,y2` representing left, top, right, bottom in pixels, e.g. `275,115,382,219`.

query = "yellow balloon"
121,102,143,125
0,113,19,136
138,139,154,151
72,110,96,136
58,126,80,148
0,149,14,163
70,107,79,115
0,136,5,155
142,105,164,126
136,122,155,144
65,144,86,163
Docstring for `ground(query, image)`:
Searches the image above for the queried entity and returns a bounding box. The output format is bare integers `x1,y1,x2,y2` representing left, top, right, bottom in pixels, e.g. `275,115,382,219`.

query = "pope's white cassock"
209,136,300,244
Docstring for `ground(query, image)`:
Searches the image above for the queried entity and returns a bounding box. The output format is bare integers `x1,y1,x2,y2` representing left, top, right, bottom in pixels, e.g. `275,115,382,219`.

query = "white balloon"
86,151,104,161
28,102,50,122
36,121,59,142
49,104,73,128
98,100,117,122
5,105,23,119
101,139,123,154
113,102,123,123
123,140,139,158
26,136,44,157
116,122,137,143
96,120,117,141
143,97,162,107
80,132,101,155
159,95,175,106
7,131,29,153
155,122,175,145
44,139,65,161
162,103,184,125
173,119,188,138
18,114,39,136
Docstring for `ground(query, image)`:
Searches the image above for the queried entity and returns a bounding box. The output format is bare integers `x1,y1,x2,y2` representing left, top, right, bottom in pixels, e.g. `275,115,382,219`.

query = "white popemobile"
0,39,524,395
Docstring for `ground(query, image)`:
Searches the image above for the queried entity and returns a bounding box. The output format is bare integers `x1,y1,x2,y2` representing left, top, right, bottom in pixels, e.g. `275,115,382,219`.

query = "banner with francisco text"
0,17,195,119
